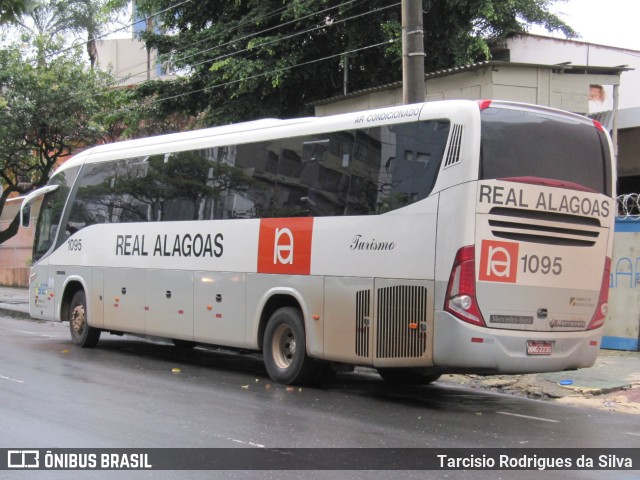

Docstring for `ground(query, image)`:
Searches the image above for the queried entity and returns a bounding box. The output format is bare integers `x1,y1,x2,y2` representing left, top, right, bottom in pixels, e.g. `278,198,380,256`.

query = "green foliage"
135,0,403,125
423,0,576,69
133,0,575,126
3,0,129,65
0,0,33,24
0,42,126,243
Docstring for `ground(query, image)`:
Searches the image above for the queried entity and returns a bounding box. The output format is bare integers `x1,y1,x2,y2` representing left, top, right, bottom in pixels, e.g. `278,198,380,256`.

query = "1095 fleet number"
520,254,562,275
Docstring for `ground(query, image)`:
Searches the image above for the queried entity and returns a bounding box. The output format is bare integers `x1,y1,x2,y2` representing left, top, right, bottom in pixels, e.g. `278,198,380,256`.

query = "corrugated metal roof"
507,33,640,55
312,60,631,106
591,107,640,130
590,110,616,131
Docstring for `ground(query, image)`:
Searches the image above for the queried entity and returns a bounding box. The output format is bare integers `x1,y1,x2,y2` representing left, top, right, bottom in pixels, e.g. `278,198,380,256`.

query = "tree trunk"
0,213,20,245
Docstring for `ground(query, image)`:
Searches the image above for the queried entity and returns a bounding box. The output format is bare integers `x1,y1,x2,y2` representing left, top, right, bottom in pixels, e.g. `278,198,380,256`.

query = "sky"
530,0,640,51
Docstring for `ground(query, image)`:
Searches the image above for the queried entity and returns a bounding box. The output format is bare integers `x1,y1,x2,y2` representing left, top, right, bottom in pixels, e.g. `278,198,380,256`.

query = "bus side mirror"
20,184,60,228
21,205,31,228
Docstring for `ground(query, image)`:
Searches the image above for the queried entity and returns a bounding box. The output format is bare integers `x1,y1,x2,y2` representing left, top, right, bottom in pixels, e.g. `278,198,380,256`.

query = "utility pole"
146,16,153,81
402,0,425,104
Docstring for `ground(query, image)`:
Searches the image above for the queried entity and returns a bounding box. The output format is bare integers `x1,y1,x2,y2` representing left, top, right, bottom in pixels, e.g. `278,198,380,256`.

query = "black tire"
68,290,101,348
263,307,319,386
377,367,441,385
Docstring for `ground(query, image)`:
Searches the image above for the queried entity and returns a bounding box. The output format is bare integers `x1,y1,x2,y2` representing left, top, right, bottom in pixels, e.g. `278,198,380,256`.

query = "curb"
560,384,633,396
0,306,32,320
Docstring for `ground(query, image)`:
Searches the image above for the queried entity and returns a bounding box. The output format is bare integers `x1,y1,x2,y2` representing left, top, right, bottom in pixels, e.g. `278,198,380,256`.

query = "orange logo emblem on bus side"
479,240,519,283
258,218,314,275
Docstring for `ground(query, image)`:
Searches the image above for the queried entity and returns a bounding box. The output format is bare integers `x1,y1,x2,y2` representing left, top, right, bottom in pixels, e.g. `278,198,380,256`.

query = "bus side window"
115,158,154,222
67,161,119,230
295,130,381,216
67,157,153,231
379,120,450,212
233,141,282,219
344,129,382,215
145,151,216,222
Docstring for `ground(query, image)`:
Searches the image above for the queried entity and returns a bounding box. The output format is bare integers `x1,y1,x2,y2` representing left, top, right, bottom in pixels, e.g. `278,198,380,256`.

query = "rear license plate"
527,340,553,355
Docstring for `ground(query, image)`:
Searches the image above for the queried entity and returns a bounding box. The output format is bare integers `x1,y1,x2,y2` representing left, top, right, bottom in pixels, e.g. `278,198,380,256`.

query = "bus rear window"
480,107,611,196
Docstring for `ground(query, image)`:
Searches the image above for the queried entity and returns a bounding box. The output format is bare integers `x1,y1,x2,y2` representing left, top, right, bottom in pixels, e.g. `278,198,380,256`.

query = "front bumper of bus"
432,310,602,374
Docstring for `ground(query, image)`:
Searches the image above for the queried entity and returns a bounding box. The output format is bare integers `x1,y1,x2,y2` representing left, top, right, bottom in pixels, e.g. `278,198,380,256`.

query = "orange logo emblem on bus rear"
258,218,314,275
479,240,519,283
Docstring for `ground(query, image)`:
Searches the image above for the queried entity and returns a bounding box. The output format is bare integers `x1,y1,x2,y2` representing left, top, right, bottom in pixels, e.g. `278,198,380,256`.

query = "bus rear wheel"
68,290,101,348
263,307,319,386
377,367,441,385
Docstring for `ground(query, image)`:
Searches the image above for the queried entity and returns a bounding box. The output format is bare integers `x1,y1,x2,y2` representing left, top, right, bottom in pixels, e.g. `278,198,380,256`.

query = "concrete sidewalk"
1,286,639,414
441,350,640,415
0,285,31,319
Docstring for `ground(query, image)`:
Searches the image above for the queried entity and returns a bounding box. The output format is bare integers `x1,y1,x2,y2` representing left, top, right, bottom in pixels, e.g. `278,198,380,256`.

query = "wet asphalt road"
0,315,639,480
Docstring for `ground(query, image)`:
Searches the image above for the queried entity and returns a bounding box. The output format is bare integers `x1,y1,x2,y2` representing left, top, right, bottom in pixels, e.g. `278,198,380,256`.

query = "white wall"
505,35,640,111
96,38,175,85
605,223,640,350
315,64,620,117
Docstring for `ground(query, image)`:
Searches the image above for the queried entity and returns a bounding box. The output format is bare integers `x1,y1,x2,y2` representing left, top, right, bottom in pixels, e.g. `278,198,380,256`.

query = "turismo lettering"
115,233,223,258
350,234,396,251
478,185,610,218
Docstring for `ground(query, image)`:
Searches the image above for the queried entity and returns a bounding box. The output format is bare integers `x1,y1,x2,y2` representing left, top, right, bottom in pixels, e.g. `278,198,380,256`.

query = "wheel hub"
272,325,297,369
71,304,85,335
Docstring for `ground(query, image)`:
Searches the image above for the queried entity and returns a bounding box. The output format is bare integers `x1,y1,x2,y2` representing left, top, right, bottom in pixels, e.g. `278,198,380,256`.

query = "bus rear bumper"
433,311,602,374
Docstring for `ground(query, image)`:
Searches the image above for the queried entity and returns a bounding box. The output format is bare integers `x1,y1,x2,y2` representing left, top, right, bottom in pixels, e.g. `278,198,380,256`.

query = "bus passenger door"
103,267,146,334
193,272,246,348
145,269,194,341
323,277,374,365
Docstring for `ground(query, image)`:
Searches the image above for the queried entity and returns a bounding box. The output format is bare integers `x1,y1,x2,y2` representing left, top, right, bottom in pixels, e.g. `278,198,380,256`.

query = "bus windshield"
32,166,81,263
480,107,612,196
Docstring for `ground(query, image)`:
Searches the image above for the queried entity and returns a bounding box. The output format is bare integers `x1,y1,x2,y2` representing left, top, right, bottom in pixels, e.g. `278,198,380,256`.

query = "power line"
100,0,369,86
101,2,290,79
175,2,400,76
40,0,194,61
6,2,403,133
64,1,400,105
48,0,367,99
107,0,398,91
161,0,365,70
110,38,399,117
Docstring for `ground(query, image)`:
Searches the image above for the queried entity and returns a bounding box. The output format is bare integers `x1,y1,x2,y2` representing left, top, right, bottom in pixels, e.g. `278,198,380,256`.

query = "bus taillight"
587,257,611,330
445,245,486,327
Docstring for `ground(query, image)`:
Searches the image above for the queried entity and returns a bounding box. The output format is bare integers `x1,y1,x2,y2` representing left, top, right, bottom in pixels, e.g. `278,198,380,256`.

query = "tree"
0,0,32,24
422,0,576,68
0,44,126,243
133,0,576,126
5,0,129,66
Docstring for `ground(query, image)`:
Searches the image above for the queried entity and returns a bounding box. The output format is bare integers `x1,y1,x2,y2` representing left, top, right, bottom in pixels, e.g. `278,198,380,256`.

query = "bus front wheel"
68,290,101,348
263,307,318,386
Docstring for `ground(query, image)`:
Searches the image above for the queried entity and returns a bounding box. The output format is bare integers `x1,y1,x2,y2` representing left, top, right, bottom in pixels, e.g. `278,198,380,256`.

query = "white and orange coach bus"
21,100,615,385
